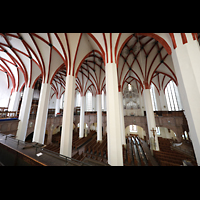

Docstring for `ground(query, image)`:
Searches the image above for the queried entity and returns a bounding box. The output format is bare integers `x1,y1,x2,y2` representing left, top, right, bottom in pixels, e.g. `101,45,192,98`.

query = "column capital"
143,80,151,89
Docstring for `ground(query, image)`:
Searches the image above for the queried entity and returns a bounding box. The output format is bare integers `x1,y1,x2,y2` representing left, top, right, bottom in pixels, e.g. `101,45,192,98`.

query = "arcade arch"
125,124,146,139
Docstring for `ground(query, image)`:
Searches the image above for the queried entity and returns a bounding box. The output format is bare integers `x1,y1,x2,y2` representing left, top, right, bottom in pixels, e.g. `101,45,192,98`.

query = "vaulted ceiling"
0,33,187,98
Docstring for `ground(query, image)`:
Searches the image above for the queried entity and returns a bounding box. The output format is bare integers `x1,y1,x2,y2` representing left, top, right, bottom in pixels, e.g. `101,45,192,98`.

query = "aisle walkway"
140,139,159,166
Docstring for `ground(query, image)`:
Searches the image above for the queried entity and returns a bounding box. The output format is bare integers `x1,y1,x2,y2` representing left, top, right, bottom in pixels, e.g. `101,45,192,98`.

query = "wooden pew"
73,133,93,149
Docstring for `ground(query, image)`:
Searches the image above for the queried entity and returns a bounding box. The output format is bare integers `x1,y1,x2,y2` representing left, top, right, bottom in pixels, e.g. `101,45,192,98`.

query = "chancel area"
0,33,199,166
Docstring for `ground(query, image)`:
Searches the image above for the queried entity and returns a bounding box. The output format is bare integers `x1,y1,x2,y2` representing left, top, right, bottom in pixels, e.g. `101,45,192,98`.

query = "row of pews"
44,144,60,153
44,131,96,153
72,131,95,149
124,135,151,166
44,130,108,164
153,137,197,166
72,151,85,161
83,134,108,163
45,132,197,166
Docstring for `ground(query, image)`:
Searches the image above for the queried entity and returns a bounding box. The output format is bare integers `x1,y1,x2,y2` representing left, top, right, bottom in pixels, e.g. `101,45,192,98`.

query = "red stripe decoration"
110,33,113,63
169,33,177,49
181,33,188,44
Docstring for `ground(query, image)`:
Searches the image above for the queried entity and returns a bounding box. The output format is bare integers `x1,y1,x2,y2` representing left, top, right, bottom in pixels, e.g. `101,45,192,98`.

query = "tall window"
76,92,81,107
128,84,132,91
129,125,137,132
86,91,92,111
165,81,182,111
102,90,104,110
150,84,158,111
156,127,160,135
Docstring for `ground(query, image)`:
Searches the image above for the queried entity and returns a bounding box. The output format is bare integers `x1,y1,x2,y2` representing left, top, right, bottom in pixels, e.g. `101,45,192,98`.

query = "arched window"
86,91,92,111
129,125,137,132
165,81,182,111
102,90,104,110
76,92,81,107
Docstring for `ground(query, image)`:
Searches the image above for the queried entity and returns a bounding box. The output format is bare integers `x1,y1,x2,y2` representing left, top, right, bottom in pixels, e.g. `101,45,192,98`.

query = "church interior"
0,33,199,166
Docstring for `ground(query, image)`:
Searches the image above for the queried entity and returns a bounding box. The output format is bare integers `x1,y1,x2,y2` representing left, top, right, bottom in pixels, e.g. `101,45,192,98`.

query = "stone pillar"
118,91,126,145
32,83,51,144
16,87,34,141
92,94,96,111
47,118,54,145
105,62,123,166
96,94,102,141
171,33,200,165
79,95,85,138
104,93,107,111
60,75,75,157
47,127,53,145
8,91,21,113
55,97,60,116
143,89,160,151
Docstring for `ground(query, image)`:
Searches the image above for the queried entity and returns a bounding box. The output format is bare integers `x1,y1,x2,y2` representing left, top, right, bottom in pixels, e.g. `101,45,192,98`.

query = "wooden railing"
0,111,17,118
0,107,8,112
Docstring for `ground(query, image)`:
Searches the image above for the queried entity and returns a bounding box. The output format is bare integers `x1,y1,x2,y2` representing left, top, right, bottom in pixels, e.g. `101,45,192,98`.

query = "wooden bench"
84,135,97,152
96,137,107,156
73,134,93,149
159,160,180,166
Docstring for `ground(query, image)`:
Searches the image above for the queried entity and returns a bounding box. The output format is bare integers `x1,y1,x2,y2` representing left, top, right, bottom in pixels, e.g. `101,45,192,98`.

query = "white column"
60,75,75,157
55,98,60,116
106,62,123,166
16,87,34,141
104,93,107,111
32,83,51,144
171,34,200,165
118,91,126,145
8,91,21,113
143,89,160,151
183,33,200,94
96,94,102,141
79,95,85,138
92,94,96,111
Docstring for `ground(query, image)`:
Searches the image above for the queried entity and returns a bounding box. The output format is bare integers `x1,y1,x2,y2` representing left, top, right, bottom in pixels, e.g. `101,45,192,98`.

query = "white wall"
125,125,146,139
0,73,12,107
125,125,176,140
158,127,176,139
